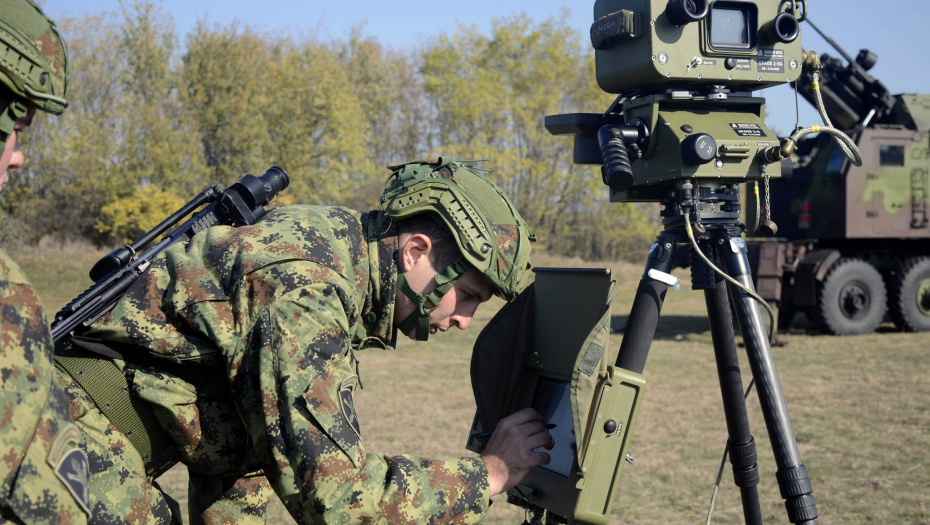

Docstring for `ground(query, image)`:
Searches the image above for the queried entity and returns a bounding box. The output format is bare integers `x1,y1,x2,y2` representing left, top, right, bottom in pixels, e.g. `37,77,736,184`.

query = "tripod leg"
615,233,677,374
719,238,818,525
704,269,763,525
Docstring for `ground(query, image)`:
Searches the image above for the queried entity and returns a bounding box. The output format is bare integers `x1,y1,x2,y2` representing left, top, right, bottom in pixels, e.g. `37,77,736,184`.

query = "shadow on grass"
611,314,711,340
780,312,903,336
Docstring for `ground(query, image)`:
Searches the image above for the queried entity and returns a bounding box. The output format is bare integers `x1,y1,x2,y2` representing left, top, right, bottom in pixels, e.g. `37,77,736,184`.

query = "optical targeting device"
468,1,859,524
546,0,808,202
51,167,290,343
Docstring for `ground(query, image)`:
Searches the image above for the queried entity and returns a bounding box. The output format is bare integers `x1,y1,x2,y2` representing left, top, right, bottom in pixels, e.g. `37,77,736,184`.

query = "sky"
39,0,930,136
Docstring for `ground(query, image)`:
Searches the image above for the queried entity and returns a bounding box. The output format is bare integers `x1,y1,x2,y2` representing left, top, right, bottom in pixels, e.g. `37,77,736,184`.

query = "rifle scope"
88,167,289,282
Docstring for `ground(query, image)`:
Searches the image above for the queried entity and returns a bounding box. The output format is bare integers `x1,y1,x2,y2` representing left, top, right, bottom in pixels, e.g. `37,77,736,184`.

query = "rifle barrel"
130,185,221,253
805,19,856,65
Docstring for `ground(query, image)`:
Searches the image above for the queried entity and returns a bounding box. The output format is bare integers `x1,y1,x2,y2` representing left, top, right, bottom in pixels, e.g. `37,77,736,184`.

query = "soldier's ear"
398,233,433,273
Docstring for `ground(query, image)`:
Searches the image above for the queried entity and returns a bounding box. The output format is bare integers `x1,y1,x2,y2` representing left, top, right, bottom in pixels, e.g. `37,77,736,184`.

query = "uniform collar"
358,211,398,349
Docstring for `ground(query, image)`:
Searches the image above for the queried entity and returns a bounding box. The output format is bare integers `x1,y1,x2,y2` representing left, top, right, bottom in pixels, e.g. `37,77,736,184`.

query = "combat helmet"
381,156,536,341
0,0,70,143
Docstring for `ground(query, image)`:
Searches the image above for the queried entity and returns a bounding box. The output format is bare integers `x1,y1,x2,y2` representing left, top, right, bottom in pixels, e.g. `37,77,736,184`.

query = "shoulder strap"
54,345,179,479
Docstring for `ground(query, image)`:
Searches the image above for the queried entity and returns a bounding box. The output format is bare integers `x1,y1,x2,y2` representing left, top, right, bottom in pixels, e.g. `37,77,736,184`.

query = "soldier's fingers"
514,420,547,437
544,434,555,450
531,451,552,466
501,408,545,428
524,431,554,451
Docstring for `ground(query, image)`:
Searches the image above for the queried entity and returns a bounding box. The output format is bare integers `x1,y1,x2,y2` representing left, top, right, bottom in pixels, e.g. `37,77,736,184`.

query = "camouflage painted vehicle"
747,41,930,335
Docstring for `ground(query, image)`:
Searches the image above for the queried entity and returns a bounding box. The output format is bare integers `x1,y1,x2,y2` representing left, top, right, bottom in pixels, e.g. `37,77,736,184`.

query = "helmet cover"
0,0,69,141
382,156,536,302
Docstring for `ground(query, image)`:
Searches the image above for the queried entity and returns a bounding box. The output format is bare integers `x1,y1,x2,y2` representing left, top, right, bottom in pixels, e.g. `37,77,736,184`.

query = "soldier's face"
0,98,36,193
396,233,495,339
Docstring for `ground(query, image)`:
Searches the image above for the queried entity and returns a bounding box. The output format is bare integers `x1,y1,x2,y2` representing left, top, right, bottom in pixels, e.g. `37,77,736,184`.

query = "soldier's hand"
479,408,554,496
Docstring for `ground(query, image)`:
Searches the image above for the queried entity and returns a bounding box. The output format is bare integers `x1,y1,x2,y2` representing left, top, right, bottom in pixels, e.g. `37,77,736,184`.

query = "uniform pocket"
132,367,247,474
300,358,364,468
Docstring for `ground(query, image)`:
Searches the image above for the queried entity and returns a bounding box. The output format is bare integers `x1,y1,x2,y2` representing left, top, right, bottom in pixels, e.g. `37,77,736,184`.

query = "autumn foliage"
7,3,656,261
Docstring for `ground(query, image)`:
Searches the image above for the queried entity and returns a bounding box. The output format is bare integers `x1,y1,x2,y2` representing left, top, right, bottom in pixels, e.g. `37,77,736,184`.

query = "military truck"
746,30,930,335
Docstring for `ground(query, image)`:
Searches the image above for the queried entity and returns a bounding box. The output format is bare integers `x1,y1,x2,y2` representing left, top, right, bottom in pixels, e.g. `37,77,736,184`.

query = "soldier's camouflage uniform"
0,249,90,524
60,205,491,524
1,248,179,525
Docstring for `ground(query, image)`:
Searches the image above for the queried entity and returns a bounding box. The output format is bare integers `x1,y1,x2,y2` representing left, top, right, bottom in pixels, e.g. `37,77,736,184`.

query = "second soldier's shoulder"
0,247,34,287
0,248,50,341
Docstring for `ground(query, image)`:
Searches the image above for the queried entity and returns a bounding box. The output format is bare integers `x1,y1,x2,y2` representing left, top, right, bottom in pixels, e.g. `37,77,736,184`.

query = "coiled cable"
789,71,862,166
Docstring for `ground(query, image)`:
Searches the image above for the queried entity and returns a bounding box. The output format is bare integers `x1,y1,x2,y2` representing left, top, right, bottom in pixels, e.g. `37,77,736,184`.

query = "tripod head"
547,0,809,202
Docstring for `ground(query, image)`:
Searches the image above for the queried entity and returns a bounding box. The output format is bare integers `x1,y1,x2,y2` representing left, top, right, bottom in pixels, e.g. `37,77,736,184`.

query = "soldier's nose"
454,316,471,330
8,132,24,171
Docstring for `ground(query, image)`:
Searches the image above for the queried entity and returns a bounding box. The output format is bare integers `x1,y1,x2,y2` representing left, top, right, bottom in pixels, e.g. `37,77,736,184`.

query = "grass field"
17,246,929,524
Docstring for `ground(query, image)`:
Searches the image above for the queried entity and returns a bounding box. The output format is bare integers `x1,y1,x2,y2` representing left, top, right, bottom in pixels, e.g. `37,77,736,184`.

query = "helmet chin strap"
396,258,470,341
0,99,28,145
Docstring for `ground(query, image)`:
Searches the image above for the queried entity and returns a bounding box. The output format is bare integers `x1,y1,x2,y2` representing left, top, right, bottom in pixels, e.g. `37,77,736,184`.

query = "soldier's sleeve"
188,470,275,525
234,284,491,525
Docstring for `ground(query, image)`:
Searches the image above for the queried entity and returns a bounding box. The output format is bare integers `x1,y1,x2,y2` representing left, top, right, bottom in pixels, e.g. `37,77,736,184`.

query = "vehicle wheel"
812,258,886,335
889,257,930,332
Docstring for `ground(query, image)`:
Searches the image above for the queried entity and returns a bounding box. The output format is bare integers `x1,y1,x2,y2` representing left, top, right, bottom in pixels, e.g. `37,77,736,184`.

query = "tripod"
616,181,817,525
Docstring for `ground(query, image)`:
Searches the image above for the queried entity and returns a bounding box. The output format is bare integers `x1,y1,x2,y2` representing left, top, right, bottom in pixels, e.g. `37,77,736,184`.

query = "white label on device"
647,269,679,287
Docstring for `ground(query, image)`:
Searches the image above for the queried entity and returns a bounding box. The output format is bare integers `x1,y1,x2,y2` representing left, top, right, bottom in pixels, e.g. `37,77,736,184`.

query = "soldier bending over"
57,158,554,523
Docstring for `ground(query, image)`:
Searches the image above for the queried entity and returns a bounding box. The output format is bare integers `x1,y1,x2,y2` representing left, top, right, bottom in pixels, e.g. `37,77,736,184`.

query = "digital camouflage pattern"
0,248,89,524
0,0,70,114
70,205,490,524
54,369,182,524
188,472,274,525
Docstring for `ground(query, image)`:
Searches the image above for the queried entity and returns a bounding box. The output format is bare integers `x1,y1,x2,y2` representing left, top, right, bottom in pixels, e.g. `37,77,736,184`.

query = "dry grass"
10,241,107,314
22,248,930,524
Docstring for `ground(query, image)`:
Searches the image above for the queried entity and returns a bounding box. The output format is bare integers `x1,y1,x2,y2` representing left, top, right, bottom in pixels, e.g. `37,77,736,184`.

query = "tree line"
5,2,657,261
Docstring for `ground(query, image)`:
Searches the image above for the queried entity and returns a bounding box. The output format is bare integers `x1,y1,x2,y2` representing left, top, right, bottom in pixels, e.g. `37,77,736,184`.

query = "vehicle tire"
889,257,930,332
811,258,886,335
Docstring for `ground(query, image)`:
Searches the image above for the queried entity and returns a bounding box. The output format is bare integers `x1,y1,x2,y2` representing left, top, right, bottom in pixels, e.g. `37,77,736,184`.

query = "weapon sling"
55,339,179,479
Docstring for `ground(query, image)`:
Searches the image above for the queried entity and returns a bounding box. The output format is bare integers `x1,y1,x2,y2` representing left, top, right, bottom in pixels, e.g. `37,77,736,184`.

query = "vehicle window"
879,145,905,166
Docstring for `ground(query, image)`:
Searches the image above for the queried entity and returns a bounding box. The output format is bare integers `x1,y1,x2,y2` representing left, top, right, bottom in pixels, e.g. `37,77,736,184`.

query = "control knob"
681,133,717,165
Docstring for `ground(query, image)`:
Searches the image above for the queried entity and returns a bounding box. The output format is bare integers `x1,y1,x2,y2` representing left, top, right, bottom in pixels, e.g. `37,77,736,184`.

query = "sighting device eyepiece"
766,12,800,44
55,166,290,343
228,166,290,210
546,0,806,203
665,0,709,27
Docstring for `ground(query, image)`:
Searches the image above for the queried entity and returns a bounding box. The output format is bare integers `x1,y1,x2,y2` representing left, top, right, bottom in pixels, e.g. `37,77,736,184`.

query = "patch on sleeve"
53,448,90,516
339,376,361,439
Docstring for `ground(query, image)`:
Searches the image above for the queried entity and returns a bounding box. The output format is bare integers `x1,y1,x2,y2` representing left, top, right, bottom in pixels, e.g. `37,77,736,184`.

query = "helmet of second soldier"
0,0,70,143
381,156,536,301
